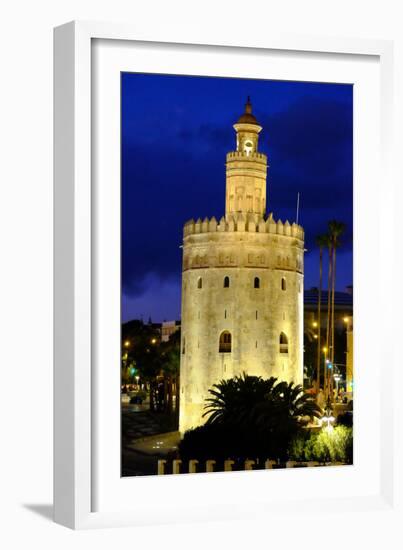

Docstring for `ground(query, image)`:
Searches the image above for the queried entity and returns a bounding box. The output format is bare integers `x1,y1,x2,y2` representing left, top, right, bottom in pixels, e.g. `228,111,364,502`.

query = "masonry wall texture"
179,99,304,432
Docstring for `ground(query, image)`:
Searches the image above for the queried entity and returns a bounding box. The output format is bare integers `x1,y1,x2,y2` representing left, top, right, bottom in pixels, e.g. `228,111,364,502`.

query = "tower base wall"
179,402,205,434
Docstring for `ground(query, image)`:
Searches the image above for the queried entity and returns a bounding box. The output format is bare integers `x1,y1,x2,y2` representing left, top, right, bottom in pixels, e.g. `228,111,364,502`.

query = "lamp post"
321,396,335,432
333,372,341,400
322,346,329,399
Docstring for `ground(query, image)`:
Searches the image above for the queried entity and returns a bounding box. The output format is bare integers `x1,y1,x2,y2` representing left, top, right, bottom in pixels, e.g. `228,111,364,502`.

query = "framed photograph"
54,21,397,529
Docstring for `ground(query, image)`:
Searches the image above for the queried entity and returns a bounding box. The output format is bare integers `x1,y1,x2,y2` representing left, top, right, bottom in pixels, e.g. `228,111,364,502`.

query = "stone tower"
179,98,304,433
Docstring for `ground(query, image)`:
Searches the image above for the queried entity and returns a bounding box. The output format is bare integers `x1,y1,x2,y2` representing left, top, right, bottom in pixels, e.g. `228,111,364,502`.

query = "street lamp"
333,372,341,398
321,396,335,432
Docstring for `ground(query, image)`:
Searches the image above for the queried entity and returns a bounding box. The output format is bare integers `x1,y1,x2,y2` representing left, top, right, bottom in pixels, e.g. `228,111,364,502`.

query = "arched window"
197,277,202,289
254,277,260,288
223,276,230,288
279,332,288,354
219,331,232,353
281,277,286,291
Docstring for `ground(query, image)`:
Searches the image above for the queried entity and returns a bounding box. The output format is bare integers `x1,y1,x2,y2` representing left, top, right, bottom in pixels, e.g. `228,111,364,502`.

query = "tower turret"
225,97,268,217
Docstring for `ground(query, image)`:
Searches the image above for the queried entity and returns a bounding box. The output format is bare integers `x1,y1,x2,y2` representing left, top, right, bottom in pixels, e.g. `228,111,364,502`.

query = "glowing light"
312,321,318,328
151,338,157,344
323,346,328,353
313,334,318,339
124,340,130,348
321,398,335,432
343,317,349,323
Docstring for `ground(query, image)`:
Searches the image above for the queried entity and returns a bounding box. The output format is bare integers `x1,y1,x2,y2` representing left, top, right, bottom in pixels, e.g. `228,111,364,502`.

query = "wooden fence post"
188,459,199,473
244,459,256,470
172,459,182,474
157,460,167,475
224,459,235,471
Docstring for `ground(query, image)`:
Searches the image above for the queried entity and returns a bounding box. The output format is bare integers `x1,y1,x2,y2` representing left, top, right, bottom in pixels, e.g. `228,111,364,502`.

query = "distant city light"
124,340,131,347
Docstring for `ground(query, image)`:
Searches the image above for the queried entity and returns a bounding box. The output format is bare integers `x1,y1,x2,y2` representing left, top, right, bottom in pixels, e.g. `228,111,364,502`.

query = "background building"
303,286,353,392
161,320,181,342
179,99,304,432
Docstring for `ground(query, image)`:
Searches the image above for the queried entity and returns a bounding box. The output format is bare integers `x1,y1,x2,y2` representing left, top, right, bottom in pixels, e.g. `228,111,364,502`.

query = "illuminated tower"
179,99,304,432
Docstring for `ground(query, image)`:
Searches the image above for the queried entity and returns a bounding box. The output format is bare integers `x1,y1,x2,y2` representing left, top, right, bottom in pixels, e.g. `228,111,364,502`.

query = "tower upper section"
225,98,268,217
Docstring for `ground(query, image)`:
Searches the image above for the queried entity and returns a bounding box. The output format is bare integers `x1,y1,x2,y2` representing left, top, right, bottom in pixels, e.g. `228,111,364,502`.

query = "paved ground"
121,404,180,477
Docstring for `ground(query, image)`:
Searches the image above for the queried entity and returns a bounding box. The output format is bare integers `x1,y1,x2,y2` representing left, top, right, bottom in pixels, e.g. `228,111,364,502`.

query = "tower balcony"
226,151,267,163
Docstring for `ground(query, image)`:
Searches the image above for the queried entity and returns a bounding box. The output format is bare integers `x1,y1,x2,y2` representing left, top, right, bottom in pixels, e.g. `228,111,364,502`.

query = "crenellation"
183,214,304,240
237,213,245,232
209,216,217,232
218,216,226,231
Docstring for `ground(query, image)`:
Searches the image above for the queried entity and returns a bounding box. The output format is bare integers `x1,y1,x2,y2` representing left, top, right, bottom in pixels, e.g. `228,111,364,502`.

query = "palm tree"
181,374,321,462
328,220,346,398
315,234,329,392
325,233,333,397
203,373,278,426
249,380,322,436
203,373,321,428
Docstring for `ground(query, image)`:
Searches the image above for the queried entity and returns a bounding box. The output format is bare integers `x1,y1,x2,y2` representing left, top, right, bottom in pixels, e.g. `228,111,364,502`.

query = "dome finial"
236,97,259,125
245,96,252,114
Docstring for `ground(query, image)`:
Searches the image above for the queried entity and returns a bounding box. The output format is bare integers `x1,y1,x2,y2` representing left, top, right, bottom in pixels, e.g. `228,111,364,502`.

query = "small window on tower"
254,277,260,289
219,331,232,353
281,277,286,291
197,277,202,289
182,338,186,355
224,276,230,288
279,332,288,354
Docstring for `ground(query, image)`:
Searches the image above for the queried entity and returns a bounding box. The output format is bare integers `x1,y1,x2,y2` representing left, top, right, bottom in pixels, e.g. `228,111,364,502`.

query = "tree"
121,320,162,410
203,373,278,426
158,329,181,417
328,220,345,398
315,234,330,391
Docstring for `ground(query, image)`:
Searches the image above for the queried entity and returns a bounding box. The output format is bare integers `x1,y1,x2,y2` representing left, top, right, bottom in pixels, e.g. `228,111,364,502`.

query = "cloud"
122,93,353,299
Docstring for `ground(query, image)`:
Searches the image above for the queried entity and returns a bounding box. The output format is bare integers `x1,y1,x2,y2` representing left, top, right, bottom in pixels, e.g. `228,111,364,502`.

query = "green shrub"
290,426,353,464
289,433,308,461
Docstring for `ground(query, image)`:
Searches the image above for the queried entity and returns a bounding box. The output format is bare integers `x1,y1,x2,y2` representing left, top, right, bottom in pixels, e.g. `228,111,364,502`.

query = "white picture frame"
54,20,398,530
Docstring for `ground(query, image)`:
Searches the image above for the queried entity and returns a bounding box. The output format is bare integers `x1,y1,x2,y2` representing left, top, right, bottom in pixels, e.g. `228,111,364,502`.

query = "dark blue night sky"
121,73,353,323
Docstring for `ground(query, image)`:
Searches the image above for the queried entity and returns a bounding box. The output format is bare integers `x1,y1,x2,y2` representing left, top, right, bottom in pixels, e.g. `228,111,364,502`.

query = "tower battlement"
226,151,267,162
183,214,304,240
